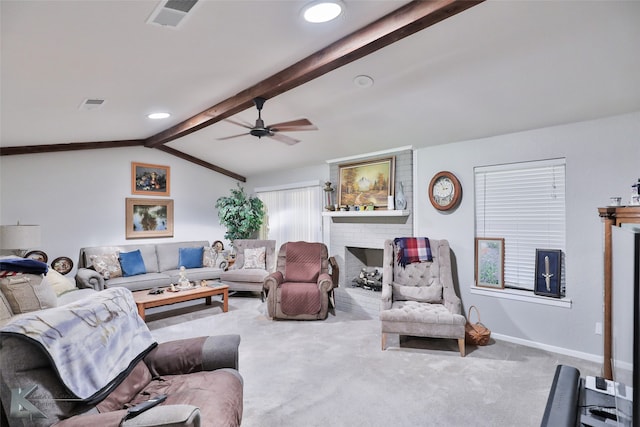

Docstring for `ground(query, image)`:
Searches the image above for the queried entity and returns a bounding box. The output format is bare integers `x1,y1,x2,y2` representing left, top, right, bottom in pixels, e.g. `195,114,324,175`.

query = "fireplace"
346,246,383,291
325,148,414,318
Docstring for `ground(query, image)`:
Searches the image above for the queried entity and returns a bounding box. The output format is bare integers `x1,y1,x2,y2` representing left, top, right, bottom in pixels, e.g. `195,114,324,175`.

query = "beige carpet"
144,293,600,427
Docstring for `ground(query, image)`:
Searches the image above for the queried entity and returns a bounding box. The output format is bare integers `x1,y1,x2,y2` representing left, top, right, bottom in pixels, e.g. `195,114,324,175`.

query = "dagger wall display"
534,249,562,298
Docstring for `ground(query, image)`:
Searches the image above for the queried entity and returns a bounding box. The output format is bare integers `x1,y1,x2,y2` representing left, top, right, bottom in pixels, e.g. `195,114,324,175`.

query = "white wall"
247,111,640,359
414,111,639,358
0,146,240,272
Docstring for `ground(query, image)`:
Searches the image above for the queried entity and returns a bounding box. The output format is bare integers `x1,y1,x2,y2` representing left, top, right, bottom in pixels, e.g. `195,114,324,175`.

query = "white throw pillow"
0,274,57,314
243,247,266,270
45,268,77,296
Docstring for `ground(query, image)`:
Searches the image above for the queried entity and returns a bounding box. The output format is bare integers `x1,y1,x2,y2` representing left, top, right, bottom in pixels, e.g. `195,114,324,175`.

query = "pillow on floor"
179,247,204,269
243,247,266,270
89,253,122,280
0,273,57,314
119,250,147,277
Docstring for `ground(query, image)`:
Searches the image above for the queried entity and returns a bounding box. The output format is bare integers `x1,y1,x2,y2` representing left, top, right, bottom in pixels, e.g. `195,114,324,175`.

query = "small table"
132,284,229,321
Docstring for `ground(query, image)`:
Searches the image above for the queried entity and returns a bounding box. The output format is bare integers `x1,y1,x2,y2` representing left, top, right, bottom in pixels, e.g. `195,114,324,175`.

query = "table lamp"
0,222,41,257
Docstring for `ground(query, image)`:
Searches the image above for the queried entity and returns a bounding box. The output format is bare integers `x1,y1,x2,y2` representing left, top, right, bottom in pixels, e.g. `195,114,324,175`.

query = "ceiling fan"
217,97,317,145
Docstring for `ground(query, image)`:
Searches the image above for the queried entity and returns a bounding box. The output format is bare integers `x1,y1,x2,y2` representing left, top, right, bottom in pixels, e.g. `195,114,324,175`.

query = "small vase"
395,182,407,210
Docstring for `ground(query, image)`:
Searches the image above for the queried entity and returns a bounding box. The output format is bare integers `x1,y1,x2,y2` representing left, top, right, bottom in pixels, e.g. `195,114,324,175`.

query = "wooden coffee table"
132,284,229,321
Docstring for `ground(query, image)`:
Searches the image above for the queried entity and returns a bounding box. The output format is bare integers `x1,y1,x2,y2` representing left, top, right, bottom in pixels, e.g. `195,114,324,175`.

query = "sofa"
218,239,277,297
75,240,227,292
0,287,243,427
0,258,96,327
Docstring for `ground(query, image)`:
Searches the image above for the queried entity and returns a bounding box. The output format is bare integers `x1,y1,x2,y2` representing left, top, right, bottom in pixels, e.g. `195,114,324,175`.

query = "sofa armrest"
53,405,200,427
318,273,333,293
144,335,240,376
75,268,105,291
263,271,283,292
380,282,392,310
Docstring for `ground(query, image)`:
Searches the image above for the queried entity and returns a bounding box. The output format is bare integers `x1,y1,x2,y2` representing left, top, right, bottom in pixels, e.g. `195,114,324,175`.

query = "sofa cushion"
119,250,147,277
165,267,223,283
89,253,122,280
45,268,77,296
0,273,57,314
179,247,204,269
243,247,266,269
106,272,171,292
219,268,268,284
0,291,14,327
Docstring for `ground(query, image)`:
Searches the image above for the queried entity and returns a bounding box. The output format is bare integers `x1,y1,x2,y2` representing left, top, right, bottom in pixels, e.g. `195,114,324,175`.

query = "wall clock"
428,171,462,211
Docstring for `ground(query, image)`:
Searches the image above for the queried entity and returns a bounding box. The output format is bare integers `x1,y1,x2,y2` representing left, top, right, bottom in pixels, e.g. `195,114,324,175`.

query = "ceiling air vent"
147,0,199,28
79,98,106,111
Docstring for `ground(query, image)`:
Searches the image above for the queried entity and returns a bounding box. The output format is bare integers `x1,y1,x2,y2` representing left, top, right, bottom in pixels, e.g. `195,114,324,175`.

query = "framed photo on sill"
125,198,174,239
337,156,395,209
131,162,170,197
534,249,562,298
474,237,505,289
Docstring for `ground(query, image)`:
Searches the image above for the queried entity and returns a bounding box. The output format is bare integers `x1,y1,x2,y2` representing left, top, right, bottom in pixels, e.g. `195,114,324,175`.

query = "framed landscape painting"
125,198,174,239
338,156,395,208
475,237,505,289
131,162,170,196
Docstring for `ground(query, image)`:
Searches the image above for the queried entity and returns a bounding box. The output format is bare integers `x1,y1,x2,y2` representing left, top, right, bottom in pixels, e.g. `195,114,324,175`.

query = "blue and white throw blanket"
0,287,156,403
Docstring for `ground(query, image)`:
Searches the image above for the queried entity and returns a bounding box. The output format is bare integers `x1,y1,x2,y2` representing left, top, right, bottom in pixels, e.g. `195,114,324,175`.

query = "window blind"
256,184,322,250
475,159,566,291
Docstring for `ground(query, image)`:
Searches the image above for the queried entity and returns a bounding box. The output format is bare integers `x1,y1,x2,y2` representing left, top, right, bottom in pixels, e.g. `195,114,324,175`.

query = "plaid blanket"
394,237,433,267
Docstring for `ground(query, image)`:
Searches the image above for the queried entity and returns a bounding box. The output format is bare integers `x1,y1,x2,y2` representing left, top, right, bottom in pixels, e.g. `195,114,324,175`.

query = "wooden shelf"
322,210,409,218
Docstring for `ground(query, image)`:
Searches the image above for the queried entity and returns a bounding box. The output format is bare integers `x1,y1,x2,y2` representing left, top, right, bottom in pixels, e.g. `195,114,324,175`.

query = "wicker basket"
465,305,491,346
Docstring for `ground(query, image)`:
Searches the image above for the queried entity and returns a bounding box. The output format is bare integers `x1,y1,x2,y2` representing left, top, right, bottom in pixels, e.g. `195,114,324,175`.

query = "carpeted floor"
144,293,600,427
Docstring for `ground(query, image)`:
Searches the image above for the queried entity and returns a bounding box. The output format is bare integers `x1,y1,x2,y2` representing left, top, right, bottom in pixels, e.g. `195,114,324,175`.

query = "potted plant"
215,184,265,243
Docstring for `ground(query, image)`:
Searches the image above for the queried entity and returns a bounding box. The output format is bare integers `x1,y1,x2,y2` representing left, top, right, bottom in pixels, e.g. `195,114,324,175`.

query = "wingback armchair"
380,238,466,356
263,241,335,320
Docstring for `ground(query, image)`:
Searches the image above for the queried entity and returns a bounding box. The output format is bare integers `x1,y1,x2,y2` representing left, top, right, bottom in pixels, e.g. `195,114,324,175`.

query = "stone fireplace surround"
324,148,413,318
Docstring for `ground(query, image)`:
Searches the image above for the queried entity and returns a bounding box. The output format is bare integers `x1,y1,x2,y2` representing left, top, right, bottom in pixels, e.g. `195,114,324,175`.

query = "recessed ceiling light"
147,112,171,119
302,1,344,23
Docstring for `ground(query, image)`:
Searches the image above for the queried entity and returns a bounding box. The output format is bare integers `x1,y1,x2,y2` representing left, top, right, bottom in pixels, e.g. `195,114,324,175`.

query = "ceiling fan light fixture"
147,112,171,120
302,1,343,23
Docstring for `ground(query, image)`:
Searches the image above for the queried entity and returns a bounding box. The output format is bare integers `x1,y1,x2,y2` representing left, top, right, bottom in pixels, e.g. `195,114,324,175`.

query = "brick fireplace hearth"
324,148,413,318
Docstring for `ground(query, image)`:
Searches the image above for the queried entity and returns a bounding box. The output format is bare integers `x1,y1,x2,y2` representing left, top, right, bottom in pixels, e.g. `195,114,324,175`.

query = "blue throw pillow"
119,250,146,277
179,247,204,269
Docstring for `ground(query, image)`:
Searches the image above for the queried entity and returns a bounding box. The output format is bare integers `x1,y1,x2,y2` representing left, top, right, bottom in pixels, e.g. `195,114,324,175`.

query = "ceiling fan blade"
217,132,250,141
268,118,317,132
224,118,254,129
269,132,300,145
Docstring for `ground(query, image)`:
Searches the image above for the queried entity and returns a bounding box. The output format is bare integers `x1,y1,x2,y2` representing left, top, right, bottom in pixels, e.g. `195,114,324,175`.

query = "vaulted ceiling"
2,1,639,181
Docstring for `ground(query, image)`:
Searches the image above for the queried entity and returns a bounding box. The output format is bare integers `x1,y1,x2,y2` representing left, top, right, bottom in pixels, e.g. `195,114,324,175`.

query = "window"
256,182,323,250
474,159,566,293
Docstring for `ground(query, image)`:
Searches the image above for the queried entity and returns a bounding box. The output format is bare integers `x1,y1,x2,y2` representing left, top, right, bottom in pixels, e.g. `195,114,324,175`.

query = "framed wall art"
475,237,505,289
534,249,562,298
125,198,174,239
338,156,395,208
131,162,170,196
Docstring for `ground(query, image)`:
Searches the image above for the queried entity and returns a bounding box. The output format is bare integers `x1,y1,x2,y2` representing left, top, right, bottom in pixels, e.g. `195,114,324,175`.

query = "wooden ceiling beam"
144,0,484,148
0,140,145,156
155,145,246,182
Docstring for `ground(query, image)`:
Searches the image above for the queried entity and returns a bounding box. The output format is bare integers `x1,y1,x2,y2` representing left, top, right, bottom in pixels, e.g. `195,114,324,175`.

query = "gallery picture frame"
337,156,395,209
474,237,505,289
125,198,174,239
131,162,170,197
534,249,562,298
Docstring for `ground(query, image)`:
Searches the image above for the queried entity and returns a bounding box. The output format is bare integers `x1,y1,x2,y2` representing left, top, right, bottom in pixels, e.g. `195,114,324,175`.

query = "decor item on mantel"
215,184,265,243
395,181,407,210
323,181,336,211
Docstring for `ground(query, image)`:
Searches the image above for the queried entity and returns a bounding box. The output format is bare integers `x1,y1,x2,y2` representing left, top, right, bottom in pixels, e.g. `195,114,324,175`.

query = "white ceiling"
2,0,640,178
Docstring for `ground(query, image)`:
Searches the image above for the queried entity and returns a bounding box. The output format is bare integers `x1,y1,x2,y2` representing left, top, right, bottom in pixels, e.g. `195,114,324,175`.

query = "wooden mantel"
598,205,640,379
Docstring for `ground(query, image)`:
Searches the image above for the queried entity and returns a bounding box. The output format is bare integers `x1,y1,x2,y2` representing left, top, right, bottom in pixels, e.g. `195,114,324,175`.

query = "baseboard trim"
492,332,603,364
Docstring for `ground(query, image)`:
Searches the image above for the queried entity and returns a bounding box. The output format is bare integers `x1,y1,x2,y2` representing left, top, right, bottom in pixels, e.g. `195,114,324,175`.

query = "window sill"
470,286,572,308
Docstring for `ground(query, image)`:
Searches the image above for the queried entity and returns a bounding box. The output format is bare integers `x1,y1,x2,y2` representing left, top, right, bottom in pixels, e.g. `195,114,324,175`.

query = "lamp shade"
0,225,41,250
